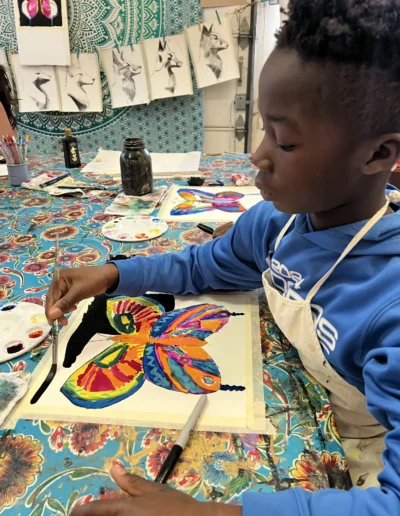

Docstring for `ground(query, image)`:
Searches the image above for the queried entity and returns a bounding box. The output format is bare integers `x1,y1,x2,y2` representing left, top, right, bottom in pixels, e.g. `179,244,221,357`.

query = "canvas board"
143,35,193,101
14,293,271,434
57,53,103,113
186,18,240,88
13,0,70,66
9,54,60,112
158,184,263,222
101,46,150,108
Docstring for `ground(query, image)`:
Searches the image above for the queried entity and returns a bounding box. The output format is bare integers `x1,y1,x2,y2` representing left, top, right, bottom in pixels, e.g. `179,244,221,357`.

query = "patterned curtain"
0,0,204,155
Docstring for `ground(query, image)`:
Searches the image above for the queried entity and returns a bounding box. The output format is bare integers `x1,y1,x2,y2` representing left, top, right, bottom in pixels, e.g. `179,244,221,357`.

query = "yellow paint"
30,314,46,324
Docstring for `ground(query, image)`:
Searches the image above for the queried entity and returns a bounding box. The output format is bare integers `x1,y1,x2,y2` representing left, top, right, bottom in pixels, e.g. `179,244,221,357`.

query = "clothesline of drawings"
3,18,240,113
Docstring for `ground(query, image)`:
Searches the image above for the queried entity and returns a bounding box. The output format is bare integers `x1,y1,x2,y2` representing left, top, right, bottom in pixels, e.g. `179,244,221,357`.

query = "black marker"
155,395,207,484
197,224,214,235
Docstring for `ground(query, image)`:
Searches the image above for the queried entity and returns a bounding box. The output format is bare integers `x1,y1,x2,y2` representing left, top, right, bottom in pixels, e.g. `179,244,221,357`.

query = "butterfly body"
21,0,58,20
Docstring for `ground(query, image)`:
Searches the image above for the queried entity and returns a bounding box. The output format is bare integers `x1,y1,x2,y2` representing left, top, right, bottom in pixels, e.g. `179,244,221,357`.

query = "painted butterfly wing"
143,304,230,393
40,0,58,19
21,0,39,20
106,296,164,335
143,343,221,394
150,303,231,341
61,337,146,409
211,192,246,213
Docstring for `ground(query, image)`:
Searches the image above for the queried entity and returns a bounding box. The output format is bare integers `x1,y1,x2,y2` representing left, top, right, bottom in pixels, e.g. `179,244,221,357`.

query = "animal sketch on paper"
18,0,63,27
26,69,52,110
171,188,248,216
112,49,142,102
154,40,182,94
61,295,245,409
63,62,95,111
200,24,229,79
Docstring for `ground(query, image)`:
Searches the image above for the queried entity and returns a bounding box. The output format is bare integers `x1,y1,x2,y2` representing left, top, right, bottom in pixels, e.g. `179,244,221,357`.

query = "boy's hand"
45,264,119,326
213,222,234,239
70,464,241,516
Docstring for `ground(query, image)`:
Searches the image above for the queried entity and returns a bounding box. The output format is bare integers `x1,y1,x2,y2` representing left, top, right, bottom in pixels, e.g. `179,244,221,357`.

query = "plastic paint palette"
102,216,169,242
0,302,51,363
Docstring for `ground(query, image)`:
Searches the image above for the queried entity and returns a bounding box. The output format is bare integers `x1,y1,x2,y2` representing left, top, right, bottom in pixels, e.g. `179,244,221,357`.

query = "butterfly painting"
170,188,247,216
18,0,62,27
61,295,245,409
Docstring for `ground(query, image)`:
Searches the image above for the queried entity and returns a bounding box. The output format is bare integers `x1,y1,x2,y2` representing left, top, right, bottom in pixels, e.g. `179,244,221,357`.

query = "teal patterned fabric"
0,0,204,154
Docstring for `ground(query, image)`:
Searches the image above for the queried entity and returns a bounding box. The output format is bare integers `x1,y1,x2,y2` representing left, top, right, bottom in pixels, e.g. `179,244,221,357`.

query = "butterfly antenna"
220,384,246,392
229,312,245,317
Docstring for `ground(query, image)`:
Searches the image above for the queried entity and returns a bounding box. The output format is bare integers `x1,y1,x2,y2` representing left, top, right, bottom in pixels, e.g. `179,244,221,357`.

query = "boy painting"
48,1,400,514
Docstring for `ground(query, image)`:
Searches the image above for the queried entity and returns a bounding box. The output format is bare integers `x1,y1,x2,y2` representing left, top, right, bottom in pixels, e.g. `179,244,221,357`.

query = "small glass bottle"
62,128,81,168
120,138,153,196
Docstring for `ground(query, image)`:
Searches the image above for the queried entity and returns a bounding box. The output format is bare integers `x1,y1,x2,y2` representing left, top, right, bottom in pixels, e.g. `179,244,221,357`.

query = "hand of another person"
71,464,241,516
212,222,234,239
45,264,119,326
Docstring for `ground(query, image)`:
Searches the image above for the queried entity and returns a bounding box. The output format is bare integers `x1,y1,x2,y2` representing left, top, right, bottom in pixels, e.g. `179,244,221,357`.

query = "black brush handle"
197,224,214,235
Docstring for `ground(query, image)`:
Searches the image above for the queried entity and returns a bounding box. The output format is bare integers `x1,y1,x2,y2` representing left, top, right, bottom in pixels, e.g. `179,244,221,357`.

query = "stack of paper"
81,148,201,177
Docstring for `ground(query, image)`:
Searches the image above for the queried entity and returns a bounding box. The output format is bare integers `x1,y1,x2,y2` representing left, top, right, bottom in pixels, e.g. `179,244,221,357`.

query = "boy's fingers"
111,465,160,497
71,499,123,516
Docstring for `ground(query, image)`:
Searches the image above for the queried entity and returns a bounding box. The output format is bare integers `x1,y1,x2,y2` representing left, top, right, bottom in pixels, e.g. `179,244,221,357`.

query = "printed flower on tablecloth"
176,472,202,490
70,495,94,510
181,229,211,245
22,262,48,276
99,490,122,500
0,242,15,252
154,238,176,249
142,428,162,447
12,235,35,246
0,434,43,512
12,360,27,372
69,423,111,456
22,198,49,207
0,275,12,287
64,244,87,255
145,246,163,255
0,255,12,264
0,289,8,301
147,443,174,479
31,213,52,225
42,226,78,241
23,296,44,306
64,209,86,220
59,254,76,264
76,251,100,264
10,246,31,258
203,451,236,487
49,426,70,452
290,451,348,491
93,214,110,222
36,251,56,262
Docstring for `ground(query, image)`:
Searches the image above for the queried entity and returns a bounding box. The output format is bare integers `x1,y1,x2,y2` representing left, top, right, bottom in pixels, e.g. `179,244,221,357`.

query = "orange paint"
29,330,43,339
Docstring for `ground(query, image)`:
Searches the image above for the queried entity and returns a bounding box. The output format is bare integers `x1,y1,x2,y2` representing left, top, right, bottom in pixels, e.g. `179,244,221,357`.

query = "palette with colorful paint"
102,216,169,242
0,302,51,363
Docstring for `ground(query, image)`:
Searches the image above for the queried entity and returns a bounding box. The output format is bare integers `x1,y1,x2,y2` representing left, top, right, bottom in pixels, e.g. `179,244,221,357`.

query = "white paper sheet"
15,293,271,434
0,164,8,177
12,0,70,66
81,148,201,176
143,35,193,101
186,18,240,89
100,46,150,108
57,54,103,113
9,54,61,112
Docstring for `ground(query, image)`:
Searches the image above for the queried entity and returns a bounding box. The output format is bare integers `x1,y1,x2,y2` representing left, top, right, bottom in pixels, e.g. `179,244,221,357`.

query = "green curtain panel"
0,0,204,154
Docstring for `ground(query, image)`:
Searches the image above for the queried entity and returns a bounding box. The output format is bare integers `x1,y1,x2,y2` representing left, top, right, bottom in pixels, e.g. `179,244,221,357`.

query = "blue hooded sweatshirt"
111,186,400,516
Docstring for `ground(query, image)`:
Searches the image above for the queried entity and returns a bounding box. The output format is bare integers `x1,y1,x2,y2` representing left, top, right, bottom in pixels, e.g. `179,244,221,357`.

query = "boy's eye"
277,144,296,152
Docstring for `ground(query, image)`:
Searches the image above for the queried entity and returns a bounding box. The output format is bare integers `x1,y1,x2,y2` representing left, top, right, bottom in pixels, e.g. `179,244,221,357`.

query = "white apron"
263,202,390,489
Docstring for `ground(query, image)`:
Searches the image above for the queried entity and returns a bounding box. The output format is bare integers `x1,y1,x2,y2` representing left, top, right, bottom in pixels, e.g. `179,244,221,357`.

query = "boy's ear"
363,134,400,175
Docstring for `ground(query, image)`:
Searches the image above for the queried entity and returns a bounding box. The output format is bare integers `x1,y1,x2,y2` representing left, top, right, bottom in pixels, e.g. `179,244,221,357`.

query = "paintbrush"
30,233,60,404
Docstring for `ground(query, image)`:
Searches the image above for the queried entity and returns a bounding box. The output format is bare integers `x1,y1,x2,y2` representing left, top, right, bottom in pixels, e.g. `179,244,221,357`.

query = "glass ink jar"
120,138,153,196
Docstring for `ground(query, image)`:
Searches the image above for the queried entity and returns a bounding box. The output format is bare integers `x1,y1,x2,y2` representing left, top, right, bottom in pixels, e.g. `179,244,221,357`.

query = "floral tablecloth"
0,154,351,515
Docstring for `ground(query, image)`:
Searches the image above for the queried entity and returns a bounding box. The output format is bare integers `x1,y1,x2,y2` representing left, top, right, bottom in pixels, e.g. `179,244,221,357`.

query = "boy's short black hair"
0,65,17,129
276,0,400,139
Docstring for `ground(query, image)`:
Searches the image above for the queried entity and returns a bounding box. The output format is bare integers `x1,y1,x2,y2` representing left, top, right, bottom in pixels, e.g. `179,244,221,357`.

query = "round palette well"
0,302,51,363
102,216,169,242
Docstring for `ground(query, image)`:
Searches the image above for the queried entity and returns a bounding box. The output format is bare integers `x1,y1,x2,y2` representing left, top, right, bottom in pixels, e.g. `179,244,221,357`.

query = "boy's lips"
255,176,274,200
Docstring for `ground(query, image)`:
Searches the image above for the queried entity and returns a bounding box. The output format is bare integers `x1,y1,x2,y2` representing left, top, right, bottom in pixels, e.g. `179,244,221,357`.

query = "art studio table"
0,153,351,515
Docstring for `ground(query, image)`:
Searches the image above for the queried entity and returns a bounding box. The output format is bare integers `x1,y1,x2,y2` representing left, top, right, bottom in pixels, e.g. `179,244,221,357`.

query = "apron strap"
274,215,297,251
306,200,390,302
